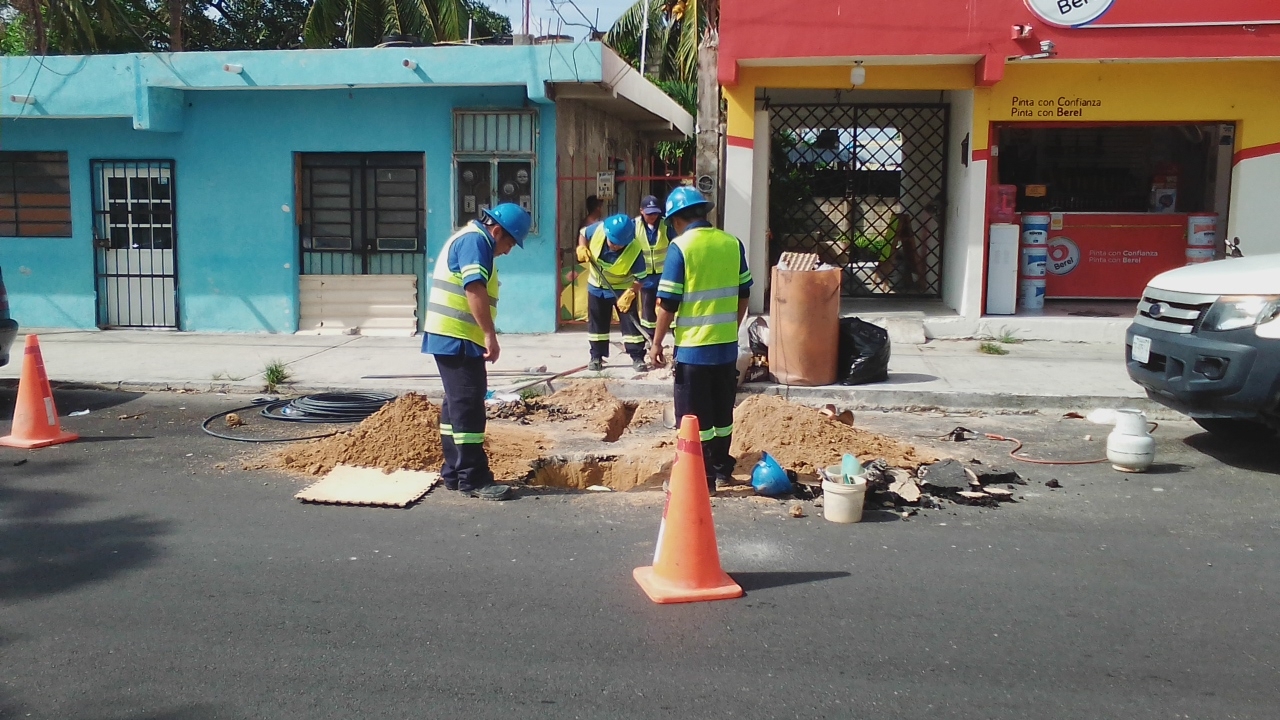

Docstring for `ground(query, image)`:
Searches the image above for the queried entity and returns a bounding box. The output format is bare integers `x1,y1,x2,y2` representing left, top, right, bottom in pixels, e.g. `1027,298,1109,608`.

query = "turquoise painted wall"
0,86,558,333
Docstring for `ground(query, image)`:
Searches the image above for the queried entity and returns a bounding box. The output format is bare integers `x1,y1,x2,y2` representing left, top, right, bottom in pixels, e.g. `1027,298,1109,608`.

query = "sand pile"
731,395,936,477
276,393,551,481
545,380,634,442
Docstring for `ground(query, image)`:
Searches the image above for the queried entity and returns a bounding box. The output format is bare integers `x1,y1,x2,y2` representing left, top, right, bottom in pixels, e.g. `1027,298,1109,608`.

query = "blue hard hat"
602,213,634,247
751,452,792,497
481,203,532,248
665,186,713,218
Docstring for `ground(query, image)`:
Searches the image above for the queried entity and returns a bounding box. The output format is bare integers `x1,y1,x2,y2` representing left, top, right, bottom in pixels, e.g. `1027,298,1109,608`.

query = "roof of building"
0,42,692,138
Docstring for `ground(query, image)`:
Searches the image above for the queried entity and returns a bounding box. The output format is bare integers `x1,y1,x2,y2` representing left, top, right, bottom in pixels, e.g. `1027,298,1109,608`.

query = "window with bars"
0,151,72,237
92,160,175,249
299,153,424,253
453,110,537,229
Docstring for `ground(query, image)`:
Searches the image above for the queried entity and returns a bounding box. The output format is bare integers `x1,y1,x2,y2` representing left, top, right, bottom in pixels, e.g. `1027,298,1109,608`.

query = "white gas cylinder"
1107,409,1156,472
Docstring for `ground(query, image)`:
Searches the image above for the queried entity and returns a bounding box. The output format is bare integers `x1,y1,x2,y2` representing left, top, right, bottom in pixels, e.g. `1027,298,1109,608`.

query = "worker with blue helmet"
422,202,531,501
575,212,651,371
648,187,753,493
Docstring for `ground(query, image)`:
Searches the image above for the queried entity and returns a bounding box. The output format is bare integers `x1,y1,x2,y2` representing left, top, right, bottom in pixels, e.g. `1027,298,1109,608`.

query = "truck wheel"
1193,418,1277,442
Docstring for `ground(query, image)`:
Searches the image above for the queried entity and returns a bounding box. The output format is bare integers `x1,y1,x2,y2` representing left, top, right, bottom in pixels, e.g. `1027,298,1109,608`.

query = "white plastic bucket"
1185,247,1216,265
1022,213,1051,232
1187,214,1217,247
1019,246,1048,278
1019,278,1046,311
821,476,867,523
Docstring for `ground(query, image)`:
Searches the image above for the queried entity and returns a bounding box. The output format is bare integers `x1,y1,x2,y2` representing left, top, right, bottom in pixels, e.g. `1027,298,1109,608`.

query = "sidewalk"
1,328,1153,413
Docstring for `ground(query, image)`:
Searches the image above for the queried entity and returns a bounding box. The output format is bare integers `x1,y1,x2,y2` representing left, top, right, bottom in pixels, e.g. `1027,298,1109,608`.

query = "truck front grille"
1133,288,1217,334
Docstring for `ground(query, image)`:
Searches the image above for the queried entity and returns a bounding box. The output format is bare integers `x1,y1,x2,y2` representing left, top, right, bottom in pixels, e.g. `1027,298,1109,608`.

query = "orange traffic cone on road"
633,415,743,604
0,335,78,449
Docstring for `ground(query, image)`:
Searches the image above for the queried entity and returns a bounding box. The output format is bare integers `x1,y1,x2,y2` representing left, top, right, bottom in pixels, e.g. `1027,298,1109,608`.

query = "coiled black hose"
202,392,395,443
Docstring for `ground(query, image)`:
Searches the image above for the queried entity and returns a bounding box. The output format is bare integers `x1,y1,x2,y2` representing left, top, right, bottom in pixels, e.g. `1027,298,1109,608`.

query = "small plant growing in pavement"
978,341,1009,356
263,360,292,393
997,327,1024,344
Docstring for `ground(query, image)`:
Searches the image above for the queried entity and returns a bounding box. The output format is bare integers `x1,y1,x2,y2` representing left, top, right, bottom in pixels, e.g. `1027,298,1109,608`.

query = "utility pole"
169,0,183,51
695,29,720,226
639,0,652,75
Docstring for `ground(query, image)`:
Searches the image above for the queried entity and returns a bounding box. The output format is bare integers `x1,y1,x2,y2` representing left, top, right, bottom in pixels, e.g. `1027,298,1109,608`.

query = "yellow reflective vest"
660,226,750,348
424,223,499,346
636,216,670,278
587,225,645,291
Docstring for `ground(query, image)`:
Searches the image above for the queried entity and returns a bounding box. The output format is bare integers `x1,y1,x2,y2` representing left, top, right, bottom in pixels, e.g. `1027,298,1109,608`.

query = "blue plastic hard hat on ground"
602,213,635,247
664,186,714,218
481,203,532,247
751,452,792,497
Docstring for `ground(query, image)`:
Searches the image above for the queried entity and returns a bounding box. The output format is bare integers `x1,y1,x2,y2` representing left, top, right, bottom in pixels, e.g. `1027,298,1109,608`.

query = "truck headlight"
1200,296,1280,332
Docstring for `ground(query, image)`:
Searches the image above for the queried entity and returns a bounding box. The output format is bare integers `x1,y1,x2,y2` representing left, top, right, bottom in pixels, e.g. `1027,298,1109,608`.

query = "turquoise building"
0,43,690,334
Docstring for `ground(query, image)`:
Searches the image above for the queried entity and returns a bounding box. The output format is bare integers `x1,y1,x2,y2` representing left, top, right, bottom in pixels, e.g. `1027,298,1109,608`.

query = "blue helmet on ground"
751,452,792,497
481,203,532,248
602,213,635,247
665,186,713,218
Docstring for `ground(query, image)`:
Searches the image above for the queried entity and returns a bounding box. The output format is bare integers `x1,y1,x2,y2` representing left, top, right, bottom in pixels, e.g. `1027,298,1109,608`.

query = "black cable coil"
259,392,396,423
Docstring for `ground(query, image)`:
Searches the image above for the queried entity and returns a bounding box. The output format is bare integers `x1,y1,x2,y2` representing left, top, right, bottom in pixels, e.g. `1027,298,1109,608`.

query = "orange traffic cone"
0,335,78,449
633,415,743,604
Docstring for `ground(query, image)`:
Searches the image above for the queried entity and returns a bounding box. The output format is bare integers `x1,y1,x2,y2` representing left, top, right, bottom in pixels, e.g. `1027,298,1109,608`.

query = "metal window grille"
453,111,537,229
0,151,72,237
299,153,425,275
90,160,179,328
769,104,949,297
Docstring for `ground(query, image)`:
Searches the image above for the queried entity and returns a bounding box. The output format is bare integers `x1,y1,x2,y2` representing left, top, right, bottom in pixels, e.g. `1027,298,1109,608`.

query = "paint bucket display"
1020,246,1048,278
1187,214,1217,247
1185,247,1216,265
1021,213,1051,246
1019,277,1046,312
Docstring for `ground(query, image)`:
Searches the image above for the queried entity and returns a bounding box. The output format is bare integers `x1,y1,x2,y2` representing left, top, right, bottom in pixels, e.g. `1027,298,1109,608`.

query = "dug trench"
257,381,941,495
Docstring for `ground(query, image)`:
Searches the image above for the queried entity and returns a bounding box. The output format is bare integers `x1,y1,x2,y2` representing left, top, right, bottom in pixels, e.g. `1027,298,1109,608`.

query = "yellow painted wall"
730,60,1280,152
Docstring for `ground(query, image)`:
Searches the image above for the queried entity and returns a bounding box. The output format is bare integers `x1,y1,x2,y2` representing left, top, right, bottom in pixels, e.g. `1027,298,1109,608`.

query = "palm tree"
604,0,715,83
11,0,133,54
303,0,465,48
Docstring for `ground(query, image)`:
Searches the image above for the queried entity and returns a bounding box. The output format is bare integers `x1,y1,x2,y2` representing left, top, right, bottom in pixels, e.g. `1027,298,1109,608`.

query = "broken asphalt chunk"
919,459,971,493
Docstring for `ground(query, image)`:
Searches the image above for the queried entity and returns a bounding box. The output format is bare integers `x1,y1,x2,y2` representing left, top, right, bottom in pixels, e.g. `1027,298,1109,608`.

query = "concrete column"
749,109,771,313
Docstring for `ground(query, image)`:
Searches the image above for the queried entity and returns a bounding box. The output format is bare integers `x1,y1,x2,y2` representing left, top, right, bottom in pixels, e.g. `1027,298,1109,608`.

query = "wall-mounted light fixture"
850,61,866,87
9,95,35,105
223,63,244,74
403,59,418,70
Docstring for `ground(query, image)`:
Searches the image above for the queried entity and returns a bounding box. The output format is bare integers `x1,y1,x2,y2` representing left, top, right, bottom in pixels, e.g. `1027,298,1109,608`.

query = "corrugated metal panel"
298,274,418,336
455,111,536,154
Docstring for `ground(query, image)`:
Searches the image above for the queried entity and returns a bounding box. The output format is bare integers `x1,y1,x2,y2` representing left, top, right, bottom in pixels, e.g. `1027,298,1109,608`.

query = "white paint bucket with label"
1185,247,1216,265
1187,214,1217,247
1021,213,1051,245
1019,278,1046,312
1020,246,1048,278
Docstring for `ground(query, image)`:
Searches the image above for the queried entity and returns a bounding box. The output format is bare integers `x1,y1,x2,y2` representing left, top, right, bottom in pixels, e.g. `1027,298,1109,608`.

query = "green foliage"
605,0,714,84
978,342,1009,356
1,18,33,55
653,78,695,163
769,130,815,237
303,0,464,48
262,359,293,392
460,0,508,40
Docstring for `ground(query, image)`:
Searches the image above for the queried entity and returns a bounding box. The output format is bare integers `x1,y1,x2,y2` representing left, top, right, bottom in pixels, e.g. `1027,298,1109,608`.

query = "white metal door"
92,160,178,328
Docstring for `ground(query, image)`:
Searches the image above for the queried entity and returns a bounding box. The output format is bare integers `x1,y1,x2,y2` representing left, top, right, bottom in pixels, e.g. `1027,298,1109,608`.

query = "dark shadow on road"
881,373,941,385
1183,433,1280,475
73,435,156,443
0,467,170,601
857,508,909,523
733,571,851,592
0,387,145,416
1144,462,1190,475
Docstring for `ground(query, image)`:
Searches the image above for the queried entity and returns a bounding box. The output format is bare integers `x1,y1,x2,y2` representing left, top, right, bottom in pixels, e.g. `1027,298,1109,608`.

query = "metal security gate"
769,104,948,296
91,160,178,328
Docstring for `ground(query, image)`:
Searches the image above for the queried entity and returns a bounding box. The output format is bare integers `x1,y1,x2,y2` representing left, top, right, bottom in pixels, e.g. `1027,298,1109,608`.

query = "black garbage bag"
837,317,890,385
745,316,770,357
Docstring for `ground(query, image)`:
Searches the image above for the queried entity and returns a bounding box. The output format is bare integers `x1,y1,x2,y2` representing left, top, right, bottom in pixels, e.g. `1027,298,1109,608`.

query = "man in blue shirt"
422,203,531,501
575,213,650,372
636,194,669,341
647,188,752,492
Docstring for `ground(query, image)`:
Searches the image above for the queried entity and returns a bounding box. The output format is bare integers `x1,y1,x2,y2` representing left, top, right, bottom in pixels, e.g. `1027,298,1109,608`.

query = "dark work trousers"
435,353,493,491
639,284,658,332
587,292,646,362
673,361,738,487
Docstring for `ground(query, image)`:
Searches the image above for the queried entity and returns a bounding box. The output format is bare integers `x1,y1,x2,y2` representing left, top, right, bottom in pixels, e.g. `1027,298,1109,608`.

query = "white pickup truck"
1127,253,1280,439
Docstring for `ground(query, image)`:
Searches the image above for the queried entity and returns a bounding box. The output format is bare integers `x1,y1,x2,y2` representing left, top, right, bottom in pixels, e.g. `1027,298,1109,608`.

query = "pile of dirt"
275,393,552,480
731,395,936,478
487,398,579,424
629,400,668,428
545,381,634,442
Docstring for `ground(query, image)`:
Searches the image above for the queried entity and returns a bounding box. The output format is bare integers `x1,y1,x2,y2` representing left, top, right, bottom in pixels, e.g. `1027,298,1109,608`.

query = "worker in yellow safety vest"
635,194,670,340
422,203,531,501
647,187,752,493
575,213,650,372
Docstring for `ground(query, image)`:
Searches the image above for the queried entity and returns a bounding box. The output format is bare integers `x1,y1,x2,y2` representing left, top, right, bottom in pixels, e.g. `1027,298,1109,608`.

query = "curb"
40,377,1165,417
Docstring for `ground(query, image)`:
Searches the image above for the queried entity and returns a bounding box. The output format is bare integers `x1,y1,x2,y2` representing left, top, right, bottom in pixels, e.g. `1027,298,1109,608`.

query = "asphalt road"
1,389,1278,719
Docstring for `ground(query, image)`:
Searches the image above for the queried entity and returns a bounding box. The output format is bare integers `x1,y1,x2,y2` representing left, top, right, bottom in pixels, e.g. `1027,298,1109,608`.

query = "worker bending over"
422,203,531,501
647,187,752,492
576,213,650,372
635,194,670,340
